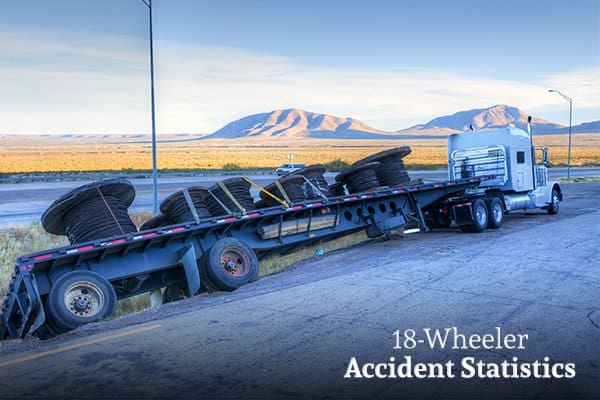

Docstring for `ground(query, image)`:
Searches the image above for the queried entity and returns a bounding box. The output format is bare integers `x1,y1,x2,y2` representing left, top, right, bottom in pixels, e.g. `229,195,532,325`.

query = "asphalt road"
0,167,598,228
0,183,598,399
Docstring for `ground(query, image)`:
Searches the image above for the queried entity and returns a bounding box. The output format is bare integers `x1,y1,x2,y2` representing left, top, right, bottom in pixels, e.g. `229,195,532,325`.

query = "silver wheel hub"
225,260,236,271
476,205,487,226
64,281,104,317
493,203,502,222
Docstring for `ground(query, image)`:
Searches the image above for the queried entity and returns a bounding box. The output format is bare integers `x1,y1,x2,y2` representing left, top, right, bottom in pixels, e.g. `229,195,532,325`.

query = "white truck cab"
447,127,562,213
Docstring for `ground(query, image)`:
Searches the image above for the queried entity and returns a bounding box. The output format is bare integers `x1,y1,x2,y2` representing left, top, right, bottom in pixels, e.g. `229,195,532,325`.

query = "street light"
141,0,159,213
548,89,573,178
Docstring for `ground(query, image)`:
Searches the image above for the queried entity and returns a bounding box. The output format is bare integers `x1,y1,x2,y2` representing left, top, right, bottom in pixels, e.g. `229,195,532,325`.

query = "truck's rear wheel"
486,197,504,229
547,187,560,215
34,316,65,338
204,238,259,291
468,198,488,233
163,283,186,303
199,252,221,292
46,270,117,333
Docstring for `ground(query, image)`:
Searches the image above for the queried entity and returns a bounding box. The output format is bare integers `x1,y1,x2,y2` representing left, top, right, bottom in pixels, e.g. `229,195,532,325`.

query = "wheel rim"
552,192,559,209
492,202,503,223
476,204,487,226
63,281,105,318
220,246,251,277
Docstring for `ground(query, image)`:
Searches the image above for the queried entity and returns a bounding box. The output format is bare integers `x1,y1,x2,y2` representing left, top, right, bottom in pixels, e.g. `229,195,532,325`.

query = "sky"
0,0,598,134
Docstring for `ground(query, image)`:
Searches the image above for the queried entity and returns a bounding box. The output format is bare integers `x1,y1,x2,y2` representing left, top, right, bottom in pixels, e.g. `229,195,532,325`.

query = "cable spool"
160,186,212,224
335,162,381,194
140,213,174,231
254,199,269,209
260,174,306,206
41,179,137,244
328,182,346,197
206,177,255,216
353,146,412,187
293,164,331,199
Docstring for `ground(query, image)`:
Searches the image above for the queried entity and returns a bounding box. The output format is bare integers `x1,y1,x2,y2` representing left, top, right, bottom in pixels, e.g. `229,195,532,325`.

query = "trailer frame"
1,176,493,340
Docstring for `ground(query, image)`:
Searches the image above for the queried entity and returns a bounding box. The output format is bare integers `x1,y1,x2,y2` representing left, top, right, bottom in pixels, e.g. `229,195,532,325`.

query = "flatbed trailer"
1,176,493,340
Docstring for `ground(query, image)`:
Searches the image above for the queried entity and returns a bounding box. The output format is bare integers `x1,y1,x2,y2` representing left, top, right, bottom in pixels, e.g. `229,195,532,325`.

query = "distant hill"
206,108,387,139
401,104,565,135
547,120,600,134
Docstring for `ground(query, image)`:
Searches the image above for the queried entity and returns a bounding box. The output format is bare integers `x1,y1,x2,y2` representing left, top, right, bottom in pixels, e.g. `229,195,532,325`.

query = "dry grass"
1,134,598,173
557,176,600,183
130,211,154,229
0,224,68,290
259,231,370,277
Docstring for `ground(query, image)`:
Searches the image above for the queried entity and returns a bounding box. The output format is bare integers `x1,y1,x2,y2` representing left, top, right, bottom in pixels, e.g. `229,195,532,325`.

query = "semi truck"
0,123,561,340
422,124,562,232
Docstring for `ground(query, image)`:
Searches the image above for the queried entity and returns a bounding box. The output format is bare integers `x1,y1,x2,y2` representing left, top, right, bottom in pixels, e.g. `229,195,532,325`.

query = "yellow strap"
242,177,289,208
274,180,292,204
217,181,247,215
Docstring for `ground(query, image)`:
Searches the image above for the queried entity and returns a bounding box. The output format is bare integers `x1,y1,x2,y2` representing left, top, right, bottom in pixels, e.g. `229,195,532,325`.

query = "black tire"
468,198,488,233
162,283,186,303
204,238,259,291
34,317,65,339
46,270,117,333
547,187,560,215
199,251,221,292
486,197,504,229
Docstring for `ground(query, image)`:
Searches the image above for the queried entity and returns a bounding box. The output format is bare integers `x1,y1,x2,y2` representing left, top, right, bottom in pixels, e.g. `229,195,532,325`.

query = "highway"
0,182,598,399
0,167,597,228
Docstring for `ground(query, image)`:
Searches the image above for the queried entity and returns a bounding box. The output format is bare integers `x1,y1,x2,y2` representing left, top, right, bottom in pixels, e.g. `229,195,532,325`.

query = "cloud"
0,27,598,134
542,67,600,107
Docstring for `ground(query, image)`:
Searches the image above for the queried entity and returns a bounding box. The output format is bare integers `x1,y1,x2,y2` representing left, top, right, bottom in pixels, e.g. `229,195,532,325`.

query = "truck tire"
547,187,560,215
46,270,117,333
468,198,488,233
486,197,504,229
199,251,221,292
34,317,65,338
204,238,259,291
162,283,186,303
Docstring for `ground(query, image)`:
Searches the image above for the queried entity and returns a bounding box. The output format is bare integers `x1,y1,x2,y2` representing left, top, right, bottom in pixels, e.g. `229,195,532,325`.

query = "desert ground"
0,134,598,173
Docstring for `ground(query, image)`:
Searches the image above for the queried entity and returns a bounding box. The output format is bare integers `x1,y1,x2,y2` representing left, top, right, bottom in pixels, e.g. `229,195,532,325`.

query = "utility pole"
142,0,159,212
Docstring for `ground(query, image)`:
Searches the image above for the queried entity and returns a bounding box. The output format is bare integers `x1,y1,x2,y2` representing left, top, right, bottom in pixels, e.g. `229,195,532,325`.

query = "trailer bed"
1,176,491,340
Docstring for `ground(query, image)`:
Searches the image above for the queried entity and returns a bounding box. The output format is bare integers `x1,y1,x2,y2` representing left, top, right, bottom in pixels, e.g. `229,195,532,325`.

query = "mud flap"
453,202,474,226
178,245,200,297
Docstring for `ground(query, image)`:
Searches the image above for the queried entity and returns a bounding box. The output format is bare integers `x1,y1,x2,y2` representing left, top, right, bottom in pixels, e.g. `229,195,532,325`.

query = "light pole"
142,0,159,213
548,89,573,178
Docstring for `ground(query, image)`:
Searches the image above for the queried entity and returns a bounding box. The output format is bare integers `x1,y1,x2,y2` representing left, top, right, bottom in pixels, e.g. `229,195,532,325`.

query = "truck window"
516,151,525,164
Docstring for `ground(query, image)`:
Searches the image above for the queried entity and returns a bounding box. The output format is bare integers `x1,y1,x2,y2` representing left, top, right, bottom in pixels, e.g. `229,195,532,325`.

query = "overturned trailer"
0,175,490,340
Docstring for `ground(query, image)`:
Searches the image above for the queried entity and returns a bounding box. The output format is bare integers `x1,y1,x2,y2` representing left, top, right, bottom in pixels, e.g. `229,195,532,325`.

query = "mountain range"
206,104,599,139
209,108,386,139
